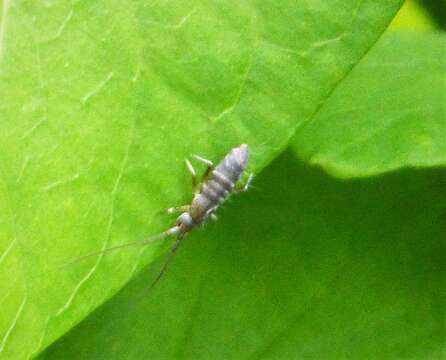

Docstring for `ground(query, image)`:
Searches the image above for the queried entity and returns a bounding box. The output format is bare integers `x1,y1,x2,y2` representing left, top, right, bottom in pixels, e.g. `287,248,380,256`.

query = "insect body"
146,144,252,290
69,144,252,291
168,143,251,237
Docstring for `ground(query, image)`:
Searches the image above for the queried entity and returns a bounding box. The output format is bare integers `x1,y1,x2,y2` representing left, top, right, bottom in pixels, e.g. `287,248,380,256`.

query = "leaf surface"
0,0,401,358
41,151,446,359
293,32,446,178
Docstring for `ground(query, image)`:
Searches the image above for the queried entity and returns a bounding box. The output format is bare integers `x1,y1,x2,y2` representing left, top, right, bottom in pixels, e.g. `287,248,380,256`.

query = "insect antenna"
61,226,180,268
135,233,185,303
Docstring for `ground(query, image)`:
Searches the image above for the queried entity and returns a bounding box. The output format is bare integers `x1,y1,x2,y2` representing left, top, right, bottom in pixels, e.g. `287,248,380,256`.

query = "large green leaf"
389,0,442,31
41,151,446,359
415,0,446,29
293,32,446,178
0,0,403,358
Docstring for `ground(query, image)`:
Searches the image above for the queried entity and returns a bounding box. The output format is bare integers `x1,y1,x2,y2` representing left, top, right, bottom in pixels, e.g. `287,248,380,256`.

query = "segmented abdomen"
190,144,249,222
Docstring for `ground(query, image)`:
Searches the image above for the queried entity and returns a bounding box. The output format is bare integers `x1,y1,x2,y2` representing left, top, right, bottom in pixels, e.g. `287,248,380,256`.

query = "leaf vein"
0,0,11,65
0,238,16,266
210,32,260,122
55,119,134,316
0,295,27,354
81,71,115,105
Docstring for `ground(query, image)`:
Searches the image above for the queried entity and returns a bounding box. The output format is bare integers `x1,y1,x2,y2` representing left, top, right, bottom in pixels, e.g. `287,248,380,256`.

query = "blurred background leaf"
389,0,446,31
411,0,446,30
41,151,446,359
0,0,404,358
292,32,445,178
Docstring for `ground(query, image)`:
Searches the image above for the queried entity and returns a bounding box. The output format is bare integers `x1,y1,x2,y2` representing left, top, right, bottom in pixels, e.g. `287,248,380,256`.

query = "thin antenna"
150,234,184,290
61,227,179,268
135,233,185,303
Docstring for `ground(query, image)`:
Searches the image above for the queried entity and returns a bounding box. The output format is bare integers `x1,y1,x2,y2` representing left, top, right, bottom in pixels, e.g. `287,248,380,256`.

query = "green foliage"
293,32,446,177
2,0,444,359
389,0,442,30
414,0,446,29
41,152,446,359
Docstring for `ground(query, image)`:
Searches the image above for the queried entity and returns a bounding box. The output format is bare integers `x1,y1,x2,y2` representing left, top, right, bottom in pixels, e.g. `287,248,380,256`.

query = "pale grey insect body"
147,143,251,289
175,143,250,235
69,144,252,291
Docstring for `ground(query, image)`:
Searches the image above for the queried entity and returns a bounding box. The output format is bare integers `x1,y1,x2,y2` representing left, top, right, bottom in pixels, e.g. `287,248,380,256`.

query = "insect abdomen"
215,144,249,183
190,144,249,222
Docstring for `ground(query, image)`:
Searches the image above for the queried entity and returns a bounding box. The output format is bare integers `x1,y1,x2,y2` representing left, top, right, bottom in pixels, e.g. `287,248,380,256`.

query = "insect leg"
185,159,198,188
192,154,215,180
210,213,218,221
203,206,218,222
167,205,190,214
192,154,214,167
243,173,254,191
235,172,254,193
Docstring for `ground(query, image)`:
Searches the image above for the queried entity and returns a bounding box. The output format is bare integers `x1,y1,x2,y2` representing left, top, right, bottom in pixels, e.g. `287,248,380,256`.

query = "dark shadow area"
40,149,446,359
417,0,446,29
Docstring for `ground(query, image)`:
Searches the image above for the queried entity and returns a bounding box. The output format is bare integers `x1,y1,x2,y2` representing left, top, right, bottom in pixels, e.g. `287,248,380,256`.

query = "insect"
70,144,252,291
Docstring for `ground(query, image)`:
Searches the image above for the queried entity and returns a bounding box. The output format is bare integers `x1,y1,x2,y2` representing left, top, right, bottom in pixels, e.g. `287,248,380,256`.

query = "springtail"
67,144,253,292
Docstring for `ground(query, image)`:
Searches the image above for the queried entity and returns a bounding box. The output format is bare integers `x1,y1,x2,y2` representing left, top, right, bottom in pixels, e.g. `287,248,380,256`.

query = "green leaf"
292,32,446,178
0,0,402,358
41,151,446,359
389,0,442,31
414,0,446,29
